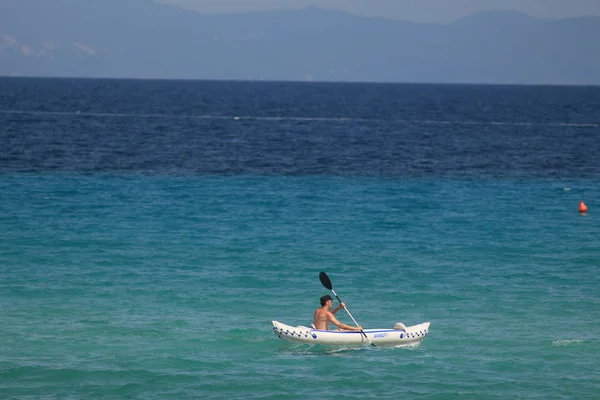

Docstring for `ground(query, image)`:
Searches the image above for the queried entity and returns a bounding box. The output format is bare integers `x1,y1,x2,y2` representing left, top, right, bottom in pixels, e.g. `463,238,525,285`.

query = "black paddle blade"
319,271,333,290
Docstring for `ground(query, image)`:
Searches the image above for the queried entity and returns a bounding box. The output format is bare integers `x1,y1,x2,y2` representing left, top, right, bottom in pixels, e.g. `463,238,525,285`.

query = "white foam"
552,339,584,346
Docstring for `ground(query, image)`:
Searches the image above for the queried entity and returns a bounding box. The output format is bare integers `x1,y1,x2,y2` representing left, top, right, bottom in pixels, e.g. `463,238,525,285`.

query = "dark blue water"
1,78,599,177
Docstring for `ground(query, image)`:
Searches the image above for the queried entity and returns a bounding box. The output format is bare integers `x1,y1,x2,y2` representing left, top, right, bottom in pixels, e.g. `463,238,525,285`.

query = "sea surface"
1,78,599,399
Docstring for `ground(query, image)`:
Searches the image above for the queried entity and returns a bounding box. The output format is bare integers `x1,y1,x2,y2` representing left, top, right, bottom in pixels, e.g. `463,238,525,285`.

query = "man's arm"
331,302,345,315
327,312,362,331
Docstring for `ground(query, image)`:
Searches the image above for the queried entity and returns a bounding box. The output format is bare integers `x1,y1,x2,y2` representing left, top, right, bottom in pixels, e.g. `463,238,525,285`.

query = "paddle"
319,271,375,346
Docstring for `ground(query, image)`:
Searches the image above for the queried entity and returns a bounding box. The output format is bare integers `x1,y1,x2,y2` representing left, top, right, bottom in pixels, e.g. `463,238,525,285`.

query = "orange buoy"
579,200,588,214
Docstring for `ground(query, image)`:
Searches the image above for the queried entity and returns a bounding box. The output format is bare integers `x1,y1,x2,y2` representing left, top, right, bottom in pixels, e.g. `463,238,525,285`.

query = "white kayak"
272,320,431,347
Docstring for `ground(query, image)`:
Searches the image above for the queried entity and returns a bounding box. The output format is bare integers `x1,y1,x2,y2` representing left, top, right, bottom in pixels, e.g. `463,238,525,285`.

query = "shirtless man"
313,295,362,331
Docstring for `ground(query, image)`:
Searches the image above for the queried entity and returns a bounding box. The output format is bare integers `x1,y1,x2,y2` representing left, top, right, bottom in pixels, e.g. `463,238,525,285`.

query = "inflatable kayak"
272,320,431,346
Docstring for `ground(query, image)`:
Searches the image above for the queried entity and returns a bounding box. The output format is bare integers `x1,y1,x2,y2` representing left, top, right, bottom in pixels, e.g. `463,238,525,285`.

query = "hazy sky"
156,0,600,22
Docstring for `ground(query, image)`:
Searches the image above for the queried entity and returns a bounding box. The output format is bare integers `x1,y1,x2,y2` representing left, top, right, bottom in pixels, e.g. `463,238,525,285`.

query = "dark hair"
320,295,333,306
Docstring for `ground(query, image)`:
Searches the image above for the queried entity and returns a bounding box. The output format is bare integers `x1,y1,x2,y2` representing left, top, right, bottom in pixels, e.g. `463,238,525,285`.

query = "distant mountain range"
1,0,599,84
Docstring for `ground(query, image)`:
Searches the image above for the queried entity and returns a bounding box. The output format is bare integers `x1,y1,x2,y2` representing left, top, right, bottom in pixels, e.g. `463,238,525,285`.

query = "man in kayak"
313,295,363,331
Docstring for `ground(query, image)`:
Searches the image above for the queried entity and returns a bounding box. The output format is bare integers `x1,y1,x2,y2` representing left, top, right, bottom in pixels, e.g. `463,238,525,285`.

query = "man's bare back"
313,307,332,330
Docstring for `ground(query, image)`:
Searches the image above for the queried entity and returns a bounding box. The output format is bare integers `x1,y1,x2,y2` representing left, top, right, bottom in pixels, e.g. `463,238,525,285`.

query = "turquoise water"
1,174,599,398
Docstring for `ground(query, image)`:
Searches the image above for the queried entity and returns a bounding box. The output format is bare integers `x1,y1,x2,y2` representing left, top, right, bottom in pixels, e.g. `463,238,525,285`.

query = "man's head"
320,294,334,306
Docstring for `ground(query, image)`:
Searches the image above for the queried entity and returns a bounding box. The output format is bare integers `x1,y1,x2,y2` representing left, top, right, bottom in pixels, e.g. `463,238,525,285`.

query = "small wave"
393,341,423,349
552,339,585,346
0,109,597,128
277,343,368,356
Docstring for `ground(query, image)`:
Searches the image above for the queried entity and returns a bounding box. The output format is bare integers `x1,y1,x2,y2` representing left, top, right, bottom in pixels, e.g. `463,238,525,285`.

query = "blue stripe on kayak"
310,329,398,333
